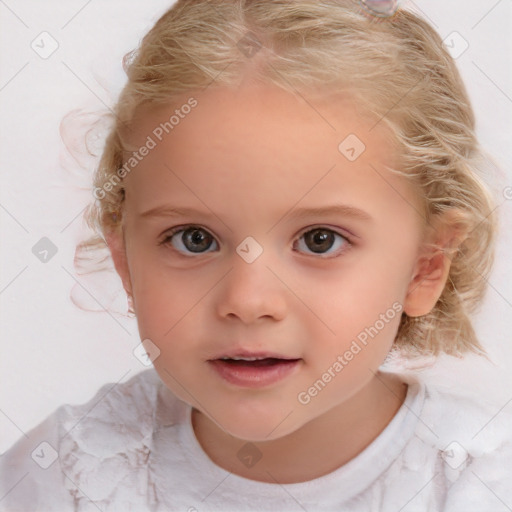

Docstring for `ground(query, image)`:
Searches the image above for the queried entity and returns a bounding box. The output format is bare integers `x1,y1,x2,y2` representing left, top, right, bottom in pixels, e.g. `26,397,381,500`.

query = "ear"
404,209,470,318
105,228,133,297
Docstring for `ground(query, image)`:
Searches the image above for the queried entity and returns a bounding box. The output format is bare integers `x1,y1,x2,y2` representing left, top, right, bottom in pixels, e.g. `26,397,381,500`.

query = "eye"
159,225,352,258
160,225,218,255
293,227,351,258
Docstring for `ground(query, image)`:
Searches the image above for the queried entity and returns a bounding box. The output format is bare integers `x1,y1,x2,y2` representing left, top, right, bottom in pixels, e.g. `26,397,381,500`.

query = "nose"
215,248,288,324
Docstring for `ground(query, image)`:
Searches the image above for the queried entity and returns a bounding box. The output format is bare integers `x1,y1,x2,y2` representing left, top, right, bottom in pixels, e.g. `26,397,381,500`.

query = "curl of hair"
82,0,499,358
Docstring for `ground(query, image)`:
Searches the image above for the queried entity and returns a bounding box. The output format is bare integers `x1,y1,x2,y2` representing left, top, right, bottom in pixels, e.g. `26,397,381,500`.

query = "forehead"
120,84,419,223
124,84,395,161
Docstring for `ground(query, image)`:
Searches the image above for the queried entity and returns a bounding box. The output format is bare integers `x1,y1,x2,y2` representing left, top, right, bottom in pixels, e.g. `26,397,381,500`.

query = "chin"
223,423,289,443
212,408,305,443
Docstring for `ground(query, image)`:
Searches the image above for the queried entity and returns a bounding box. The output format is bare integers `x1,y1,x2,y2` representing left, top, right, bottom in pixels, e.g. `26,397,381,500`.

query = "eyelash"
158,224,354,259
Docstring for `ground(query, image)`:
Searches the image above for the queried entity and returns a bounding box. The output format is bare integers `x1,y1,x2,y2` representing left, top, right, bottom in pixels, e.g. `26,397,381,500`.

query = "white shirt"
1,368,511,511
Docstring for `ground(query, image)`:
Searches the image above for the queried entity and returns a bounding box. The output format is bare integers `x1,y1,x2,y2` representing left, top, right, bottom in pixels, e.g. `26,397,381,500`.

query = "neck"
191,371,408,483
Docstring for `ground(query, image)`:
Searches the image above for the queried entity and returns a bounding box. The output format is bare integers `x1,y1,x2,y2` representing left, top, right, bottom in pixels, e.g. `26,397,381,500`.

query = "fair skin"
107,84,463,483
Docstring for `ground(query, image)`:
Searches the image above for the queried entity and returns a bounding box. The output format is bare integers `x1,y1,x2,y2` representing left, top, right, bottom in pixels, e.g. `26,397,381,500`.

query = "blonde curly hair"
82,0,499,358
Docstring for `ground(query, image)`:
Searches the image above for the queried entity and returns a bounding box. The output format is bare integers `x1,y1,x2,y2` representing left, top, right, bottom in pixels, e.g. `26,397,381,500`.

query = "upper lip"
209,350,300,361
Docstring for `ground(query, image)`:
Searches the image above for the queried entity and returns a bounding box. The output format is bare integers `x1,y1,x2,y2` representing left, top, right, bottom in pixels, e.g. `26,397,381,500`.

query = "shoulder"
0,402,72,511
0,369,183,511
409,374,512,509
416,378,512,457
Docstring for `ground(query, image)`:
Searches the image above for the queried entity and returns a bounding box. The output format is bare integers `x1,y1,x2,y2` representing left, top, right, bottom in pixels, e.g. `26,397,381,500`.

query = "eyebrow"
139,205,217,219
139,204,372,222
285,205,372,222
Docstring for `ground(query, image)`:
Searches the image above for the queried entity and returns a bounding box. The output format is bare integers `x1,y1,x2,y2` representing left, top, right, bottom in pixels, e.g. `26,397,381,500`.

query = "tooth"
221,356,271,361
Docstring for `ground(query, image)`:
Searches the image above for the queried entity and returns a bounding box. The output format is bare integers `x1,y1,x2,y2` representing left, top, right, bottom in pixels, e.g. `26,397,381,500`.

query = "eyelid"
159,223,356,257
159,224,208,239
292,225,354,258
159,224,218,258
294,224,356,243
160,224,355,242
159,224,216,246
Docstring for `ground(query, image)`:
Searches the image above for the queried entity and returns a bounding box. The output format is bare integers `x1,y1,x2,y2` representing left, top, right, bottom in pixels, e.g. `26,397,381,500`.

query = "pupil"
180,228,335,254
184,228,211,252
306,229,334,253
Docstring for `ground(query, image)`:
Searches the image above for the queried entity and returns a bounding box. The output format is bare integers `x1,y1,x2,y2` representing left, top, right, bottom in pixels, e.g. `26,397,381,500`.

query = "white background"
1,0,511,454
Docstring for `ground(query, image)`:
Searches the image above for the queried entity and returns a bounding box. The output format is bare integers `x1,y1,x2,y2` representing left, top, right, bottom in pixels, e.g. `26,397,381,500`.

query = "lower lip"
208,359,301,388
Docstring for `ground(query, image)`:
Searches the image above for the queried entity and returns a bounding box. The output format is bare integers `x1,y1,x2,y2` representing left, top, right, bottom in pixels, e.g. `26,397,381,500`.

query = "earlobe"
403,209,470,318
105,229,133,297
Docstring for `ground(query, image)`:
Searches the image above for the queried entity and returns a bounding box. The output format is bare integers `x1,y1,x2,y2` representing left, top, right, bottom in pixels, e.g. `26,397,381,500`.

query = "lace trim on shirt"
57,370,160,511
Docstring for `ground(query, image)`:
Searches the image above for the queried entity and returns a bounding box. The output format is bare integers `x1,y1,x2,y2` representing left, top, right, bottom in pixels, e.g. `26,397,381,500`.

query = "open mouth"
208,357,302,387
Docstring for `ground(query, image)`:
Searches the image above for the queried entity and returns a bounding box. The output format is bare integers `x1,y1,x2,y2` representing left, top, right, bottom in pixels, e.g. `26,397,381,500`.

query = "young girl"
2,0,511,510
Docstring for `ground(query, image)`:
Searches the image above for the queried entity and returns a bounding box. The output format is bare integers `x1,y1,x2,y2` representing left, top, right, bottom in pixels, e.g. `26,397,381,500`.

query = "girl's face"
113,85,427,441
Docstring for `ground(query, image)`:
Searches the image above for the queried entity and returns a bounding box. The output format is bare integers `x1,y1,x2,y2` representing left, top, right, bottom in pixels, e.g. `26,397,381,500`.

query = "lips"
208,353,302,389
210,350,299,362
218,357,298,366
208,350,302,388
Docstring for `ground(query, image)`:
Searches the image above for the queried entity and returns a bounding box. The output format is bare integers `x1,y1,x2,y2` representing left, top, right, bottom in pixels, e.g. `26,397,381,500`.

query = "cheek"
312,265,406,334
127,248,207,327
128,260,215,371
300,256,408,373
